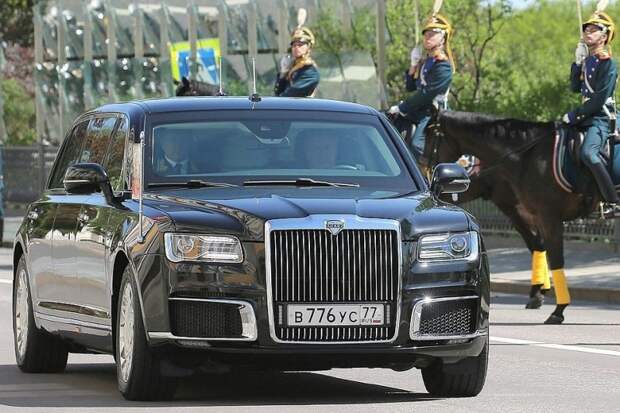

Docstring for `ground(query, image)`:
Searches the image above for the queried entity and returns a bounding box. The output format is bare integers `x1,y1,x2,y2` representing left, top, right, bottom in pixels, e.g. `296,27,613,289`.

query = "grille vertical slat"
270,228,399,342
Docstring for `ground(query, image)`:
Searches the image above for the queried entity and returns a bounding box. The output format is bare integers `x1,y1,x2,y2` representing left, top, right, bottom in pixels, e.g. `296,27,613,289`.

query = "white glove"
279,54,293,75
575,40,588,65
388,104,403,116
410,46,423,67
562,113,571,124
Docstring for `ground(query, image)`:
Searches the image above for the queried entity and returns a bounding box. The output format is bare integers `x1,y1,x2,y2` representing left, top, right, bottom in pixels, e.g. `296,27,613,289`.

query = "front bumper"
137,242,490,368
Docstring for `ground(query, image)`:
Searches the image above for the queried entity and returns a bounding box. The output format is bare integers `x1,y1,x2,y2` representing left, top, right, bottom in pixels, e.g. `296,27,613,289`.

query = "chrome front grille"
271,229,398,302
266,220,401,344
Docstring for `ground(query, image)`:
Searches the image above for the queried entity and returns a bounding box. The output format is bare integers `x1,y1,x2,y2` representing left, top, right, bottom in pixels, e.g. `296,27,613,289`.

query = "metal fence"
2,146,58,207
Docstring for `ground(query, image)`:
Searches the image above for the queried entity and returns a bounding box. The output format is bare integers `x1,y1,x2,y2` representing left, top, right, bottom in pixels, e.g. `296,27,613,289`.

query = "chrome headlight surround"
417,231,479,262
164,233,244,263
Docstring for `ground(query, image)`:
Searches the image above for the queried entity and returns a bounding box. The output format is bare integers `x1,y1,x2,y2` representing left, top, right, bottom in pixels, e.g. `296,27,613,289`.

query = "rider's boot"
589,162,620,218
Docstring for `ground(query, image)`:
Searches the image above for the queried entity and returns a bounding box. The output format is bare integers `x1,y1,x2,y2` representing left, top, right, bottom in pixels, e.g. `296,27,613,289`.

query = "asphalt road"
0,251,619,412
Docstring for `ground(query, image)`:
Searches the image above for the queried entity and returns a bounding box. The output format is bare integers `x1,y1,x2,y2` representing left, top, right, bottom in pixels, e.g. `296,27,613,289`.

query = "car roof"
95,97,378,116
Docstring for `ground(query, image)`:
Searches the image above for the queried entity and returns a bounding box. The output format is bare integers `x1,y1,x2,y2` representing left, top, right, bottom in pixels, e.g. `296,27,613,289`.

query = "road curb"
491,279,620,305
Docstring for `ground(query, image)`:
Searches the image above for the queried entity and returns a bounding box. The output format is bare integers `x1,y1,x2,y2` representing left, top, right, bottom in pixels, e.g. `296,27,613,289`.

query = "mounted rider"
388,11,455,161
274,9,320,98
562,10,619,217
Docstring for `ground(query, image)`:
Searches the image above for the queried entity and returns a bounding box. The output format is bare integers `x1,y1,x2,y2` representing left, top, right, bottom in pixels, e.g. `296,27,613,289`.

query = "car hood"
145,187,472,241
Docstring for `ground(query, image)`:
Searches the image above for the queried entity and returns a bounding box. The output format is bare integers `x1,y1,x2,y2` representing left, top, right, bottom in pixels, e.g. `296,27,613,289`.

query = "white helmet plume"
596,0,609,13
297,8,307,29
432,0,443,16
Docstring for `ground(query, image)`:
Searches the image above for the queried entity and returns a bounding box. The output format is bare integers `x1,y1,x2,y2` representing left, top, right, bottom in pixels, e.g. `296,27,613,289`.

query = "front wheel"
13,256,68,373
421,334,489,397
116,266,175,401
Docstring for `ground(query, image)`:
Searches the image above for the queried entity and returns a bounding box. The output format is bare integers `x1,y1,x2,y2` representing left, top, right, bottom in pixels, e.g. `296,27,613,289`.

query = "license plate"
287,304,385,326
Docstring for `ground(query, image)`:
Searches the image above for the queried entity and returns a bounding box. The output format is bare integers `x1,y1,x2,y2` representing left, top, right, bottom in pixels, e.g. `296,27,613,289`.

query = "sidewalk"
486,235,620,304
2,217,619,303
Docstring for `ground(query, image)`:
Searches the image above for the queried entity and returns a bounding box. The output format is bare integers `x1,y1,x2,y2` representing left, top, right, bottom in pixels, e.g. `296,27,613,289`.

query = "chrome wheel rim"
15,268,30,360
118,282,135,383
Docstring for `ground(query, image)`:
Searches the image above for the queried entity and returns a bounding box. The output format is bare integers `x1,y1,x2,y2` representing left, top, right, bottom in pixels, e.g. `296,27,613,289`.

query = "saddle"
552,125,620,194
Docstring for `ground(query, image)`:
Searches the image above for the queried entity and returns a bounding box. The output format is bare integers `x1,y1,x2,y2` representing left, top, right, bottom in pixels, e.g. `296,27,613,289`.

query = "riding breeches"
580,122,619,203
410,115,431,160
580,122,609,166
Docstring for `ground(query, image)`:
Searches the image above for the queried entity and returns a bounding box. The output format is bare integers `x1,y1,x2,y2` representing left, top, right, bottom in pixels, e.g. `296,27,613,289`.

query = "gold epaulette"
432,51,449,62
595,50,612,60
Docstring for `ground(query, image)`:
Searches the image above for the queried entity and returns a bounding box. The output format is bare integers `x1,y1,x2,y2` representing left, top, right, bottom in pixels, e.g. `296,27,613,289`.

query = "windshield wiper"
243,177,359,188
148,180,237,188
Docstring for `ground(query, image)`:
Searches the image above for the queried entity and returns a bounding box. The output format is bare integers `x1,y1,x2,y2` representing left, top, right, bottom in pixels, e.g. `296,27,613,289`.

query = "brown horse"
420,110,604,324
390,112,553,312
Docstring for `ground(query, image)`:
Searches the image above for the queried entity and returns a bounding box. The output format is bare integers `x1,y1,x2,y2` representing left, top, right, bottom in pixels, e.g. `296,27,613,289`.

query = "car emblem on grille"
325,220,345,236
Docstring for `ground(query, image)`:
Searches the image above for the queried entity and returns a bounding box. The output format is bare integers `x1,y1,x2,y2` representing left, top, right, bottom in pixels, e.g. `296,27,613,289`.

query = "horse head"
423,108,464,170
174,76,222,96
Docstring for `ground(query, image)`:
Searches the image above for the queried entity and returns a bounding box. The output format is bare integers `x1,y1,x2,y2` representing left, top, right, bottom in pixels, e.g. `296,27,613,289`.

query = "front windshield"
146,111,417,192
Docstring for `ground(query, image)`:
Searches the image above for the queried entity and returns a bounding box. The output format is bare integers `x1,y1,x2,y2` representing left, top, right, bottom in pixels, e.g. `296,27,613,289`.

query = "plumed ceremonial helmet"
583,12,616,44
291,26,315,47
422,13,453,39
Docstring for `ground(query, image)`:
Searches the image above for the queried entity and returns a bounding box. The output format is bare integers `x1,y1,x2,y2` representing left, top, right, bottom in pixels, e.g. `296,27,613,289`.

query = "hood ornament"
325,220,345,236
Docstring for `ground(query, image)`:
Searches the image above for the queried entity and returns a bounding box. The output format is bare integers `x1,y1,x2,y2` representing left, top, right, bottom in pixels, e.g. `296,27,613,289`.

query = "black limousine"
12,97,489,400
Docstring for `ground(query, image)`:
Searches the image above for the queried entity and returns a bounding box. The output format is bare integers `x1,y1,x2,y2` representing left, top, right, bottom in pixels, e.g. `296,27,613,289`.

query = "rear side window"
104,116,128,191
79,116,118,165
49,120,89,189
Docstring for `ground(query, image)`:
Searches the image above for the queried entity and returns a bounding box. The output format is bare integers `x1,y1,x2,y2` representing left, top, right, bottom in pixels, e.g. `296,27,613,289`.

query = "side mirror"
63,163,115,202
430,163,470,197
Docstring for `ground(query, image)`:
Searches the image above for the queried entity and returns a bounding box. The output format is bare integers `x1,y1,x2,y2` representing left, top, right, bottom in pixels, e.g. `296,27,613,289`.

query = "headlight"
164,233,244,263
418,231,478,262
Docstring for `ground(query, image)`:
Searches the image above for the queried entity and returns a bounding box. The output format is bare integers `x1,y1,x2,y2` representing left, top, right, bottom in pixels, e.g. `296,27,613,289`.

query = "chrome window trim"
34,311,112,331
265,214,402,344
149,298,257,341
410,295,482,340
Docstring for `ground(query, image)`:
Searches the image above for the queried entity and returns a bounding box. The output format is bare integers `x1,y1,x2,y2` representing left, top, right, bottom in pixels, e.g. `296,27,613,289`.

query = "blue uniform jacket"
398,57,452,122
567,54,617,127
274,64,320,97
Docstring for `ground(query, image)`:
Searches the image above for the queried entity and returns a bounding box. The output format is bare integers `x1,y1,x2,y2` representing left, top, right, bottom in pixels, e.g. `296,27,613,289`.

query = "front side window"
79,116,118,165
49,120,89,189
146,111,416,192
104,116,128,191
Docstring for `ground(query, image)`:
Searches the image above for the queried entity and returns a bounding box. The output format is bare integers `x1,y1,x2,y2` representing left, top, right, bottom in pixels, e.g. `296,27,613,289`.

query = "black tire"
421,334,489,397
12,256,68,373
116,266,176,401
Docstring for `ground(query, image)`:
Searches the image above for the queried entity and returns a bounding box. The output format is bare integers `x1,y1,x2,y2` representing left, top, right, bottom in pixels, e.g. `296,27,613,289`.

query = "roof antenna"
250,57,261,103
216,55,225,96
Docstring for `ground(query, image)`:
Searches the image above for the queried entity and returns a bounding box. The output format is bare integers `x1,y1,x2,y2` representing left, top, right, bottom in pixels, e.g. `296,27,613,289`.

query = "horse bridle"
423,119,545,178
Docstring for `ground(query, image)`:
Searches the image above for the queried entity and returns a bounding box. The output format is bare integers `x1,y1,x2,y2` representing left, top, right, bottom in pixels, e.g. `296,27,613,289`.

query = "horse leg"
495,203,550,308
538,220,570,324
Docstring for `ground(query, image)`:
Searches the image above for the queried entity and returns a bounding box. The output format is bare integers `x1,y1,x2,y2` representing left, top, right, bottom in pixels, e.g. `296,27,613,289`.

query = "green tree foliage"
1,78,36,145
0,0,38,47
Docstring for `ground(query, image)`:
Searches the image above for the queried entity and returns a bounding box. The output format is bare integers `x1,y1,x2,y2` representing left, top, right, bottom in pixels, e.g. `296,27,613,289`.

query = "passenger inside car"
295,130,340,169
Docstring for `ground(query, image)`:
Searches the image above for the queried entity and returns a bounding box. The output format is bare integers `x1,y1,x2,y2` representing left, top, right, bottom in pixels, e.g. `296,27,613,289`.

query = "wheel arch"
111,249,151,354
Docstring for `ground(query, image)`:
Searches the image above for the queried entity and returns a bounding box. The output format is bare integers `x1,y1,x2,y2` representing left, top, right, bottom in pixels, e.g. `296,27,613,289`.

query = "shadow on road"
0,364,435,407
